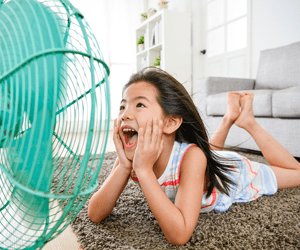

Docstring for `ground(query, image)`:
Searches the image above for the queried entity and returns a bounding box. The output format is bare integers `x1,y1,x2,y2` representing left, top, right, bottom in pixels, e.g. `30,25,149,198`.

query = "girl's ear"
163,115,183,134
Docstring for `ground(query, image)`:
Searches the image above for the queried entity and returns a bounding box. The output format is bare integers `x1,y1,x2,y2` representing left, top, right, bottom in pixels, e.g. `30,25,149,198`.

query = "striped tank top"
130,141,278,213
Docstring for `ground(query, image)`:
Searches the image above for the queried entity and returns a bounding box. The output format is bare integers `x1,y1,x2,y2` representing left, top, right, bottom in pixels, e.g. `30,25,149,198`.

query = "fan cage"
0,0,110,249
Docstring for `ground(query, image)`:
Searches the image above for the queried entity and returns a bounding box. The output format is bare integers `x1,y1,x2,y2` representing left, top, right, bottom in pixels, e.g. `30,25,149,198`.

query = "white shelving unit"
136,9,191,86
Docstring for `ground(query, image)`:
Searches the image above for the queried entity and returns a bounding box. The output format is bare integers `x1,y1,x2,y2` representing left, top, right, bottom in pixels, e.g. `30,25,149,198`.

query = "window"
207,0,248,57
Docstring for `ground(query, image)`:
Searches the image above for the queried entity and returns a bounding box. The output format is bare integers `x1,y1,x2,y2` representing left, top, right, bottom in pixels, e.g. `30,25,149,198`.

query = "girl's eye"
119,105,125,111
137,103,145,108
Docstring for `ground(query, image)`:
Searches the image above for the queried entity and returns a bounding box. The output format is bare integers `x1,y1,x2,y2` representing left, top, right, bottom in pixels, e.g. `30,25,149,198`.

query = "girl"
88,67,300,246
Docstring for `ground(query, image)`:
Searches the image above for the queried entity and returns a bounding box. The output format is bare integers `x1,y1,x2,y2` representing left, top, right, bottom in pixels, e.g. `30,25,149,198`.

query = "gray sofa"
194,41,300,157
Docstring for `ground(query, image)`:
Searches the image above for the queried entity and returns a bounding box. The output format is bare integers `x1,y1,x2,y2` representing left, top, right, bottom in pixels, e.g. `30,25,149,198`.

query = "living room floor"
44,130,115,250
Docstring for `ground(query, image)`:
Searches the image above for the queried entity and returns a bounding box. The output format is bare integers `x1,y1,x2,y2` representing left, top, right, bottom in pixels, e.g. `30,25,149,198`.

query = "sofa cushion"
272,86,300,118
206,93,227,116
255,41,300,90
207,90,274,117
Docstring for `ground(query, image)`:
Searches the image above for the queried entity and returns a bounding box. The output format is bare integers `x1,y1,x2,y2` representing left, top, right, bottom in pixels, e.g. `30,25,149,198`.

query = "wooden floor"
43,226,82,250
43,131,115,250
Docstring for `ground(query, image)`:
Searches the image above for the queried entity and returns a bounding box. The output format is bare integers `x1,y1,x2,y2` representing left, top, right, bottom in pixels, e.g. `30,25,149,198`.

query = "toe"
241,91,253,97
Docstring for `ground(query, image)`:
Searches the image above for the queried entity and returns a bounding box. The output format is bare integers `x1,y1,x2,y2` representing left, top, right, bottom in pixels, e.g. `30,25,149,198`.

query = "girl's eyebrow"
120,96,150,104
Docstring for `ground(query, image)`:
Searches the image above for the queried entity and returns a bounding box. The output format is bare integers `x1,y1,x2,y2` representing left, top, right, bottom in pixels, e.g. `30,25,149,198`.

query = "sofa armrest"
193,77,255,117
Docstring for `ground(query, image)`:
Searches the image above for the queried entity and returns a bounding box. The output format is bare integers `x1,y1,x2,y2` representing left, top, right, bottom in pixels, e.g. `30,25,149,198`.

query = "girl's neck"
153,135,175,179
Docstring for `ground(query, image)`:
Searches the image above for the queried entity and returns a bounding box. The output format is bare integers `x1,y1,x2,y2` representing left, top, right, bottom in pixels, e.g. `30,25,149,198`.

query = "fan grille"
0,0,110,249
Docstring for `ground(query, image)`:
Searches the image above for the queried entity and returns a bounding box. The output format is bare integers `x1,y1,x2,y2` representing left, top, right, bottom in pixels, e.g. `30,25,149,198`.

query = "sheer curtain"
70,0,144,119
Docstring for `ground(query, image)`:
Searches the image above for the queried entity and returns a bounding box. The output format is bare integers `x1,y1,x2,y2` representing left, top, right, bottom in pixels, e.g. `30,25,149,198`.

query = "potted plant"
153,56,160,68
148,8,157,18
141,12,147,22
158,0,168,10
137,35,144,52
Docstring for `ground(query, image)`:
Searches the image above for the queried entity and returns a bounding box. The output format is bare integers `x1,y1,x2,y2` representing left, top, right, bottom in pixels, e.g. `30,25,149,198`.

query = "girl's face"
117,81,166,160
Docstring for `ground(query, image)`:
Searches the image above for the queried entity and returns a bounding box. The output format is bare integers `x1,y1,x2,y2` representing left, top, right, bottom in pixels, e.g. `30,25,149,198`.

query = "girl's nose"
121,108,132,121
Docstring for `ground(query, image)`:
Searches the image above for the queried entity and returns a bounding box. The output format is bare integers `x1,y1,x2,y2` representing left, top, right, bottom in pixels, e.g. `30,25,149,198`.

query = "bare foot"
235,91,256,130
224,92,240,124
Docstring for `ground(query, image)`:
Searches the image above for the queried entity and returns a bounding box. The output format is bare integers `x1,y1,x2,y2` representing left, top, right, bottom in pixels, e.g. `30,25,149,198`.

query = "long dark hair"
123,67,235,197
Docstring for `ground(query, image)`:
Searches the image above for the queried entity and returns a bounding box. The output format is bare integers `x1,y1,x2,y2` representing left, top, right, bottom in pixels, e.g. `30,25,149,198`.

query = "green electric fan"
0,0,110,249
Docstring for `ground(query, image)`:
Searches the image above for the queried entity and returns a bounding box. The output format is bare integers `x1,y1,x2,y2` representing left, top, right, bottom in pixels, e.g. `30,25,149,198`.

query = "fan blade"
0,0,65,230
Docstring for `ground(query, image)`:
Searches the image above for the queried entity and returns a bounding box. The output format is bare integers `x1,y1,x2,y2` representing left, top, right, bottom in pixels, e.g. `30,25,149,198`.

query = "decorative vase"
138,44,144,52
141,12,147,22
148,11,156,17
158,4,168,10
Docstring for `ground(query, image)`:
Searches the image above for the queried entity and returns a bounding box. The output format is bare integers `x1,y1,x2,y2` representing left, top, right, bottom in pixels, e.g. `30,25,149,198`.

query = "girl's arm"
88,157,131,223
137,146,206,246
133,118,207,246
88,124,132,223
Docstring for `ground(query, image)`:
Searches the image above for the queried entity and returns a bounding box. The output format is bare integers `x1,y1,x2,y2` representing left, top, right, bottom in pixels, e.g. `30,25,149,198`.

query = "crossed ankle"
222,115,236,127
236,118,258,131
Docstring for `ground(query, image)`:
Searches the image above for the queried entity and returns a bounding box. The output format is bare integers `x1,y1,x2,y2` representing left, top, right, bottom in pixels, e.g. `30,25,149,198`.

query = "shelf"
136,44,162,57
136,50,147,57
136,10,162,30
149,43,162,52
135,10,191,84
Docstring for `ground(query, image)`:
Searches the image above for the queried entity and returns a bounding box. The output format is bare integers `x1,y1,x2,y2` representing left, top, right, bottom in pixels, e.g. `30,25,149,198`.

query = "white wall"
251,0,300,77
163,0,300,91
188,0,300,81
70,0,300,96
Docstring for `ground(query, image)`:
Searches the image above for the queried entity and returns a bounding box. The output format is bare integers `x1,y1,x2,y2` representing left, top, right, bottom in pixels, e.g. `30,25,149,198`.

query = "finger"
157,119,164,146
144,118,152,145
152,117,159,145
113,127,124,154
113,119,124,149
113,127,120,147
137,127,144,148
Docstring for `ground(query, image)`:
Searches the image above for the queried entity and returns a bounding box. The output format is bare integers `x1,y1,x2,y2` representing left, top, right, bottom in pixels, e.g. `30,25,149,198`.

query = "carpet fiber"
72,151,300,249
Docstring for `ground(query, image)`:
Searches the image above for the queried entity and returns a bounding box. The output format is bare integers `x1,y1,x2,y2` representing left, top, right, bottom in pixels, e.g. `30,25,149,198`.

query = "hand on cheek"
113,118,132,170
133,117,164,174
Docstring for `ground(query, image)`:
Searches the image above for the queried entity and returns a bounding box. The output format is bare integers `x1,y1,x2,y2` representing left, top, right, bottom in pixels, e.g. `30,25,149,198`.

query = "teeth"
123,128,136,132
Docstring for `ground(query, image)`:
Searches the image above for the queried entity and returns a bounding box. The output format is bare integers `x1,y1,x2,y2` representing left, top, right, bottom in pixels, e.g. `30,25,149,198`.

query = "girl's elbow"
88,209,100,223
168,237,189,246
166,232,192,246
88,205,112,223
89,212,108,224
88,205,104,223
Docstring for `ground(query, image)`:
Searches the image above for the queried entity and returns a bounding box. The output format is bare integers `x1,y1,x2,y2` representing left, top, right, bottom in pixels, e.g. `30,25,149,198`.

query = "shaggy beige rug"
71,151,300,250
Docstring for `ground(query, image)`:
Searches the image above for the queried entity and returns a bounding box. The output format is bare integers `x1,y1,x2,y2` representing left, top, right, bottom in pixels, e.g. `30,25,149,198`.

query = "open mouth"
122,127,138,148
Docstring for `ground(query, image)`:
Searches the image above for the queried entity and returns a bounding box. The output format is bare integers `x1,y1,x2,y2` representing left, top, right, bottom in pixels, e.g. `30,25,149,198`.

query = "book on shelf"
151,26,155,47
150,21,162,47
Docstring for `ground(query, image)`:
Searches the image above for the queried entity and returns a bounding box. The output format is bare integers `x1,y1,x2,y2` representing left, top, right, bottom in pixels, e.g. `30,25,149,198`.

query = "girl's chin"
123,143,137,161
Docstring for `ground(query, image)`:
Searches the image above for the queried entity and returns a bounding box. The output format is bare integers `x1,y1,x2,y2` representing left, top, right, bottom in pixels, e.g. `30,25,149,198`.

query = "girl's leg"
209,92,240,150
235,91,300,189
